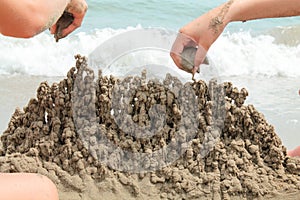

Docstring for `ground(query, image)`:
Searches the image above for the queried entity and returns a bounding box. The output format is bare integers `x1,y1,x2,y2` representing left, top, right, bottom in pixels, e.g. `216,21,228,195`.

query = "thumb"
193,44,208,74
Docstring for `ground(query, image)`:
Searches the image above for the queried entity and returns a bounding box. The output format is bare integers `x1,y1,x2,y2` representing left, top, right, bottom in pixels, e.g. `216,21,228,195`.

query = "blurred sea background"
0,0,299,149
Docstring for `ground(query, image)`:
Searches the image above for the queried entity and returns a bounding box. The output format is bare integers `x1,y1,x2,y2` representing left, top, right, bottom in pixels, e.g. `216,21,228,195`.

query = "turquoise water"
84,0,215,30
84,0,300,32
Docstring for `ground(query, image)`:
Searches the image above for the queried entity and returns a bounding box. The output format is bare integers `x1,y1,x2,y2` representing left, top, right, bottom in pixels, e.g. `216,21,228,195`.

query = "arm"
0,0,87,39
172,0,300,72
229,0,300,22
0,0,70,38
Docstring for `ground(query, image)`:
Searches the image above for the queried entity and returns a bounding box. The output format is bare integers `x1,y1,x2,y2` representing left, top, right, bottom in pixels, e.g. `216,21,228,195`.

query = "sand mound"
0,55,299,200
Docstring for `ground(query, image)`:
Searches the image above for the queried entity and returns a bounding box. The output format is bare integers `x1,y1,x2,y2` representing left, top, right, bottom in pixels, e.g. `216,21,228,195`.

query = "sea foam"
1,26,300,77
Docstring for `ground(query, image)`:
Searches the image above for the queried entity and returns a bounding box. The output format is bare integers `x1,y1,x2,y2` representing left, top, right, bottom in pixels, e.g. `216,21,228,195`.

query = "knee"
0,173,59,200
288,146,300,157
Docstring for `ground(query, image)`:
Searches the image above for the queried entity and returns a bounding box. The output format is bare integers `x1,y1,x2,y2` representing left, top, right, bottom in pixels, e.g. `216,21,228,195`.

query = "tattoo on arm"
209,0,235,34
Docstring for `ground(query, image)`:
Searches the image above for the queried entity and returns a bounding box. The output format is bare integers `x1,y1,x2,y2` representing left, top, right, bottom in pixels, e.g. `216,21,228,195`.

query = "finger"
171,33,197,69
171,32,199,71
61,17,83,38
171,35,185,57
170,34,185,69
60,23,77,38
171,32,197,55
50,24,57,34
193,44,207,74
170,52,184,69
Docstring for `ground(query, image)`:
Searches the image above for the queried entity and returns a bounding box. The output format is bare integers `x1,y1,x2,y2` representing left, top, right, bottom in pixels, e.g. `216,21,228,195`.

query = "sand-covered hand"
171,32,208,74
54,11,74,42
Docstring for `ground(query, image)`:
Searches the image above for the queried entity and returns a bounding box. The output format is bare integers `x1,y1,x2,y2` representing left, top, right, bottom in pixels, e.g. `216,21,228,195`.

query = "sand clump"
54,11,74,42
0,55,299,200
180,46,209,74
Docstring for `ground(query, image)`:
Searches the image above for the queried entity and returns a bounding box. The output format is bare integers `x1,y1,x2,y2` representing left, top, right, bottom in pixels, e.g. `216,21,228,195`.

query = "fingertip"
61,16,83,37
170,52,179,62
170,53,183,69
50,25,57,34
192,66,200,74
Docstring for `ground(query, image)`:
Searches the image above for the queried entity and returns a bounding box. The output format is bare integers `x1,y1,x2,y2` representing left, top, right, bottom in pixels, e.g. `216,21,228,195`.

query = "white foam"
210,31,300,77
0,26,139,76
1,27,300,77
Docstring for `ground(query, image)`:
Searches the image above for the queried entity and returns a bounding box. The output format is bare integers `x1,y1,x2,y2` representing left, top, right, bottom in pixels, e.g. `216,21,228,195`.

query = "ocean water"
0,0,300,149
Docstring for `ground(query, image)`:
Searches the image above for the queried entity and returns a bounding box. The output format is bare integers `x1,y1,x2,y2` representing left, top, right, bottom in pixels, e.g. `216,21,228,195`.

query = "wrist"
224,0,241,23
211,1,235,27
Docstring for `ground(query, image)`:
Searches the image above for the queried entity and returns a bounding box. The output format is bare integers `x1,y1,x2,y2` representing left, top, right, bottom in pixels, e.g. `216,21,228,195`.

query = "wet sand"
0,75,62,134
0,55,299,199
1,75,299,150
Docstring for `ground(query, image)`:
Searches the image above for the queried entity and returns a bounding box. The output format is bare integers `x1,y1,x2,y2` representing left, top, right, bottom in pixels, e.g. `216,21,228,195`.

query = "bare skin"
172,0,300,73
288,146,300,157
0,0,87,199
50,0,87,39
171,0,300,156
0,173,59,200
0,0,87,39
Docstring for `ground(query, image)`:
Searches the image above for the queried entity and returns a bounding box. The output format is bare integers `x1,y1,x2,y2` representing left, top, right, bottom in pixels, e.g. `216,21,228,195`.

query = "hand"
170,32,207,74
50,0,87,39
171,3,231,74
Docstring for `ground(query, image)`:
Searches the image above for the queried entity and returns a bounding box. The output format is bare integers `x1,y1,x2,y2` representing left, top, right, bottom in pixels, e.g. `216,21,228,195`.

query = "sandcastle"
0,55,299,200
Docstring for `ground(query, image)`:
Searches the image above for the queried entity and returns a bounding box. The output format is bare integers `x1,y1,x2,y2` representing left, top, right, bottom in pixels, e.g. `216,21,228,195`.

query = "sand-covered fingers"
170,32,198,73
50,0,87,39
171,32,208,74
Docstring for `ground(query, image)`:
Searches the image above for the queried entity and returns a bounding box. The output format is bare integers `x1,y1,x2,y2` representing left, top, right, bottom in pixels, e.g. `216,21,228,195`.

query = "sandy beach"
0,55,299,199
1,0,300,199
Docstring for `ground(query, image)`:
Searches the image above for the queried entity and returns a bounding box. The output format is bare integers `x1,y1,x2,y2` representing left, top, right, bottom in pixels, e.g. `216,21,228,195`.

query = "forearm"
172,0,300,79
227,0,300,22
0,0,70,38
